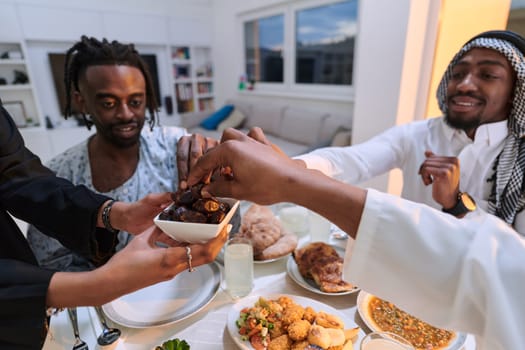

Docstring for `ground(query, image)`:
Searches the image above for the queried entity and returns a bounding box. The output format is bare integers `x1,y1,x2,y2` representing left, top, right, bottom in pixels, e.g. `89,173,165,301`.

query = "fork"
67,307,89,350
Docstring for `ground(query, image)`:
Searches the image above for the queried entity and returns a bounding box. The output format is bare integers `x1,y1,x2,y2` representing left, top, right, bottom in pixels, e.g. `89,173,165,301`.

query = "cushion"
200,105,234,130
217,108,246,132
319,113,352,144
330,127,352,147
226,98,253,117
278,107,328,145
244,104,285,135
303,138,332,153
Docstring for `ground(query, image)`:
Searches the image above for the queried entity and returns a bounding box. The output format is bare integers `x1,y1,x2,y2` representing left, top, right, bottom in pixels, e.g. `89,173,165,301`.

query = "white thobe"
296,117,525,234
344,189,525,350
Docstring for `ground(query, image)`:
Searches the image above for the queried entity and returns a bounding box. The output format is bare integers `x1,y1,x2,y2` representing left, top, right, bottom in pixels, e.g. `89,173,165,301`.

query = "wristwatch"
442,192,477,216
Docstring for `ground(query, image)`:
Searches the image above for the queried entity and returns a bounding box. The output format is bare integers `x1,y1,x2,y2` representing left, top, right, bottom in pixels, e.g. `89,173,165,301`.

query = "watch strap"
442,192,475,216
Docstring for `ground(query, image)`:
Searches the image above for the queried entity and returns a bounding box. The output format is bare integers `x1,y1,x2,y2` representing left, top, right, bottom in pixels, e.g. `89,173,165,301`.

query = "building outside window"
241,0,357,96
244,14,284,83
295,1,356,85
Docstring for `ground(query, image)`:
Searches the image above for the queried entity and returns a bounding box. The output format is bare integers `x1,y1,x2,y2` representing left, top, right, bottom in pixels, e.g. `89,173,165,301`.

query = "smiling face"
445,47,516,137
74,64,146,148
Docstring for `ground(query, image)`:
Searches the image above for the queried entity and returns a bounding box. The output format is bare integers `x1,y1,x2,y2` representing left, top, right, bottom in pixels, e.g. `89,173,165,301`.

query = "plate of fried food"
227,294,362,350
237,204,299,263
356,291,467,350
287,242,359,296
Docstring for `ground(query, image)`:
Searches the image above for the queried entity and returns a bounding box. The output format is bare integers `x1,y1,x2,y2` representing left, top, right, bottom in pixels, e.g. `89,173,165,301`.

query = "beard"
444,112,482,132
93,118,145,149
444,92,485,132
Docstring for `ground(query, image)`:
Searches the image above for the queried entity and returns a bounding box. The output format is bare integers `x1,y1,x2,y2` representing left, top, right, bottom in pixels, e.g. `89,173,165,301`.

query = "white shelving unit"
171,45,214,114
0,41,43,129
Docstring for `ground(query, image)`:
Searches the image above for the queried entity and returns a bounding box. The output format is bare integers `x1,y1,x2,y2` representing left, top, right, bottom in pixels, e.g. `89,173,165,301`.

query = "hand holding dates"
158,184,231,225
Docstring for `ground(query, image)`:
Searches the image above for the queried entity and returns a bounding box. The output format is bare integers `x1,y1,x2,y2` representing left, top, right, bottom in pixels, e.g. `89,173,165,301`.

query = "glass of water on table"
224,236,254,299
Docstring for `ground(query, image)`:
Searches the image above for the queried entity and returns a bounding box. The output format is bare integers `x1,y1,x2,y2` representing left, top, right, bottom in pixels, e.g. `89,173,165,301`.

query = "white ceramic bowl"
154,198,240,243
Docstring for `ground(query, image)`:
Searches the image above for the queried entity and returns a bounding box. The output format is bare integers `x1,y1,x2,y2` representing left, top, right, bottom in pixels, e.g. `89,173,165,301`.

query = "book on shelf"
198,98,214,111
172,47,190,60
174,65,190,79
176,83,193,101
195,63,212,78
197,82,213,94
177,99,194,113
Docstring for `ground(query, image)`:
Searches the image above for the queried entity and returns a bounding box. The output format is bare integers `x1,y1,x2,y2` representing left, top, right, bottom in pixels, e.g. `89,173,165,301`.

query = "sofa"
178,98,353,156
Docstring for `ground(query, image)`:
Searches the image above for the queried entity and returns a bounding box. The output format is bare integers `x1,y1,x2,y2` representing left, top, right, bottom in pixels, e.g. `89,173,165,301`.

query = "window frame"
238,0,356,101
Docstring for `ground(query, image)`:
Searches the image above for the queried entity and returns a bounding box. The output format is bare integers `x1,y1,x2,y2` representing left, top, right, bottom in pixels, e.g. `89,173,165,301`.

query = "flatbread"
258,231,298,260
240,204,298,260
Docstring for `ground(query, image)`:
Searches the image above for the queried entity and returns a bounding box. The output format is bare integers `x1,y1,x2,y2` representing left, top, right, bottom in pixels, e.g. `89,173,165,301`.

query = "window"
295,1,356,85
241,0,358,97
245,15,284,83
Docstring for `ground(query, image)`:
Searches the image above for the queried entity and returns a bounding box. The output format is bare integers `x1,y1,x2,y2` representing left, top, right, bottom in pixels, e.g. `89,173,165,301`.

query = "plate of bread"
236,204,298,263
227,294,363,350
287,242,359,295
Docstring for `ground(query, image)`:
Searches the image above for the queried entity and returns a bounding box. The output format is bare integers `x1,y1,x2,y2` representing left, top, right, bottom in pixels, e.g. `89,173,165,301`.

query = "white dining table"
43,231,477,350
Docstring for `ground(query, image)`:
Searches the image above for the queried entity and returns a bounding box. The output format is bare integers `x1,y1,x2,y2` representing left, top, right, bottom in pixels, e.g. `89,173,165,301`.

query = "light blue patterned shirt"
27,126,188,271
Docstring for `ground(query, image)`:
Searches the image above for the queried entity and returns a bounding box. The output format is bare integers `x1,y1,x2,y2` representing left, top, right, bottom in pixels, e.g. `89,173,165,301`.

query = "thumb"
187,147,224,187
424,150,435,158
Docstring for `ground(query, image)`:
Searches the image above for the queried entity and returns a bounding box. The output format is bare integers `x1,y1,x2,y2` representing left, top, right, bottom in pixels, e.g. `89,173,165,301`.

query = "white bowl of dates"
154,186,239,243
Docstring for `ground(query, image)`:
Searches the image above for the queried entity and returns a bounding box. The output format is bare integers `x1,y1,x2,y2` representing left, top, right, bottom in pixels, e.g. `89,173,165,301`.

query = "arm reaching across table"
187,127,525,350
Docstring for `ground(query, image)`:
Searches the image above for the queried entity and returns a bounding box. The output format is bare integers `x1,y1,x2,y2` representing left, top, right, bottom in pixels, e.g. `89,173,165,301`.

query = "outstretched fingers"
192,224,229,262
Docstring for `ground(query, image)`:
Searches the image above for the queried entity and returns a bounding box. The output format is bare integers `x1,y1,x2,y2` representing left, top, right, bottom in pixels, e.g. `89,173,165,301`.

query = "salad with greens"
154,338,190,350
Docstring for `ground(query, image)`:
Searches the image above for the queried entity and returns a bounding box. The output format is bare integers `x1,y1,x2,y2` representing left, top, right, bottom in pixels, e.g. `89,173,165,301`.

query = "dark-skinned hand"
418,150,460,209
176,133,219,189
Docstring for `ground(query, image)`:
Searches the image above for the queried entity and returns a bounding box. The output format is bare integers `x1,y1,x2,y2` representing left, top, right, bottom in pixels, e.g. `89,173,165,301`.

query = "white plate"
356,291,467,350
226,294,363,350
286,245,360,296
254,252,290,264
102,262,221,328
154,198,240,243
215,249,289,265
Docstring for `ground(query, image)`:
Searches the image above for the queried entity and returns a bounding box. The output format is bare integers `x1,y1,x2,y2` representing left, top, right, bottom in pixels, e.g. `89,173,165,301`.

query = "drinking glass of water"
308,210,332,242
278,203,309,235
224,236,254,299
360,332,414,350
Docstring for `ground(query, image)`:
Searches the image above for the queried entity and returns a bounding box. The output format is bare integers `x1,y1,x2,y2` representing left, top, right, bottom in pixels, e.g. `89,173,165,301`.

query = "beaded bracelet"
102,200,119,233
186,246,195,272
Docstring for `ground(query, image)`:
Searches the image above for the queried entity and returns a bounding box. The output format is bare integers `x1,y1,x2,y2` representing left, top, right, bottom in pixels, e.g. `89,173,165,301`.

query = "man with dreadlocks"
26,36,221,271
292,29,525,234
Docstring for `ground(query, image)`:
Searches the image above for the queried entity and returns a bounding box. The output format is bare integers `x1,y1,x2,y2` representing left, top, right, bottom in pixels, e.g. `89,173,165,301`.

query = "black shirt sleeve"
0,103,119,348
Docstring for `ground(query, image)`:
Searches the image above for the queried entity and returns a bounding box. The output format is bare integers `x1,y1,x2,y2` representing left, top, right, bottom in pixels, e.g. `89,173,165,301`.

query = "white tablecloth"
43,234,477,350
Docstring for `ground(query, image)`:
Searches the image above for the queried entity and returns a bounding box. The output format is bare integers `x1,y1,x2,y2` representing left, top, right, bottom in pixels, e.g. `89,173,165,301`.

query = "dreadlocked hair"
63,35,158,130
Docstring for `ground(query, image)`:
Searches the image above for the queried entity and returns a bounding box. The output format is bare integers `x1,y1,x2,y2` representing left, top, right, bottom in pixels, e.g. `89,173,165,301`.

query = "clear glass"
308,211,332,242
224,236,254,299
360,332,415,350
277,203,309,236
244,14,284,83
295,0,357,85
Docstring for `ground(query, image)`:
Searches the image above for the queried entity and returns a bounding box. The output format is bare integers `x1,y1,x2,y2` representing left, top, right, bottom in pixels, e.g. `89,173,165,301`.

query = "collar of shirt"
440,117,508,146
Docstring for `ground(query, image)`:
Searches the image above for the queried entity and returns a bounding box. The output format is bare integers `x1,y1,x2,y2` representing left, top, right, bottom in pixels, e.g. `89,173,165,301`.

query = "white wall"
351,0,439,192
